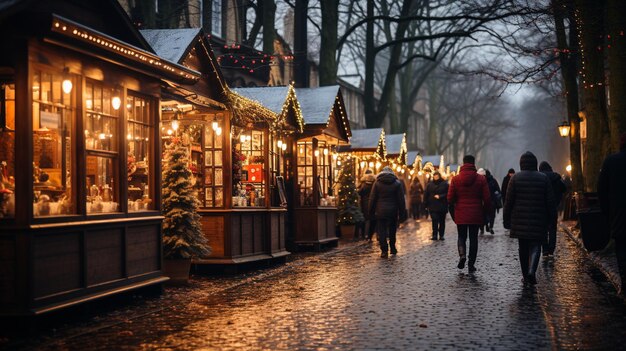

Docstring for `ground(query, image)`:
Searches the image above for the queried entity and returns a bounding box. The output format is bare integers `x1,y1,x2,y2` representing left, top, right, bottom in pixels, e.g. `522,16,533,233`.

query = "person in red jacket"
447,155,492,272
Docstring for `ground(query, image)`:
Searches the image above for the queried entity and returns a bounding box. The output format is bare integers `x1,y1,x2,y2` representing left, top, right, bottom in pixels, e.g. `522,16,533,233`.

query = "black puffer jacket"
504,152,557,241
358,174,376,220
598,149,626,239
539,161,566,207
368,170,406,220
424,179,449,213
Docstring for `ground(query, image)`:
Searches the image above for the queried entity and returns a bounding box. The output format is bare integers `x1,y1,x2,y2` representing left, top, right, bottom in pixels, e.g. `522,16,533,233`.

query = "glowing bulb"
62,78,72,94
566,164,572,172
410,169,415,175
314,150,320,157
323,148,328,156
332,153,338,160
112,96,121,110
240,134,246,143
167,129,173,135
86,99,93,109
171,120,179,131
216,127,222,136
375,162,381,169
212,120,219,131
369,161,374,168
396,165,402,172
337,160,342,166
281,143,287,151
360,161,366,168
277,140,283,148
246,135,251,142
127,133,132,140
418,171,423,176
98,133,106,140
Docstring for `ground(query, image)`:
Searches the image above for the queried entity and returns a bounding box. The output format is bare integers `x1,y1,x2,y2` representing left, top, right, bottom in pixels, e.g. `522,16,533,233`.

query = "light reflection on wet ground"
4,216,626,350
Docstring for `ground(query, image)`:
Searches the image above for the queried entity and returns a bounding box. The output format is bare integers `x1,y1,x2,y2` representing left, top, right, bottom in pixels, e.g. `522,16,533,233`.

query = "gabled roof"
349,128,385,150
407,151,421,167
232,86,291,115
295,85,340,125
385,133,406,156
421,155,443,167
140,28,201,63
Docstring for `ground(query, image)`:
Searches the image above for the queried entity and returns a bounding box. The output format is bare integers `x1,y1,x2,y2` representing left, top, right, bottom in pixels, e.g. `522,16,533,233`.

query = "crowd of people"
359,151,571,286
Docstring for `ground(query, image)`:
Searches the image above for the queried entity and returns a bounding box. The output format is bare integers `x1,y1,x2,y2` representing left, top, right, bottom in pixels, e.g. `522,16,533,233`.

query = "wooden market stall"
337,128,387,183
384,133,409,186
142,29,295,267
0,0,201,316
290,85,352,250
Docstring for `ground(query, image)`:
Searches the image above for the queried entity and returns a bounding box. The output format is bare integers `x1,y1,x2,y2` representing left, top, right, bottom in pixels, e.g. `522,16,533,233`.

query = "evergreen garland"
336,157,364,225
162,134,211,259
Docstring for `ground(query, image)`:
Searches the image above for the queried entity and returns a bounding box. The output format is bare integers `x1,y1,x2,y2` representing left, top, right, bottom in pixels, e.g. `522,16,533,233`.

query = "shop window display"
234,129,265,207
32,69,75,216
127,94,153,211
0,82,15,218
84,80,120,214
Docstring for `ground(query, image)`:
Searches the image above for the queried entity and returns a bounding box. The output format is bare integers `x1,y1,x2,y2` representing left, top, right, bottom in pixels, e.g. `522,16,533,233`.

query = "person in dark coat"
409,177,424,220
504,151,556,285
502,168,515,204
484,169,502,234
598,133,626,296
424,171,449,240
369,166,407,257
447,155,491,272
539,161,566,257
357,170,376,240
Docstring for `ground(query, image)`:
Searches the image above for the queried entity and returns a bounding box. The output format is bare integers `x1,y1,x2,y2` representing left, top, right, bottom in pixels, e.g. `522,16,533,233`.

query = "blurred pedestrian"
504,151,556,285
477,168,487,234
502,168,515,204
539,161,566,258
369,166,407,257
424,171,449,240
409,177,424,220
447,155,491,272
485,169,502,234
598,133,626,296
357,169,376,241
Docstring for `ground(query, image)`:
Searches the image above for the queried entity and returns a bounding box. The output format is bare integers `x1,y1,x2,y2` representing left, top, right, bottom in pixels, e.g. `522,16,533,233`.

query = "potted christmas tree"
336,157,364,239
161,133,211,284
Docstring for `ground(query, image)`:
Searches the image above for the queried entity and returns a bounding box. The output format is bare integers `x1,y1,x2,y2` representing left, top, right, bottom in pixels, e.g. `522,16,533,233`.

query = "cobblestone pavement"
4,215,626,350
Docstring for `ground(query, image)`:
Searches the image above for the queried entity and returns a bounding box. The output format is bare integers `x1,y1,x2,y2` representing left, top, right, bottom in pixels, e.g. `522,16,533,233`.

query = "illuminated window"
127,94,154,211
0,82,15,218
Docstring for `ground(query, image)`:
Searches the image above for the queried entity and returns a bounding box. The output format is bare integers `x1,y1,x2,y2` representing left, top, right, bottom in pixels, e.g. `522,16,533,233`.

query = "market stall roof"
338,128,386,158
140,28,201,64
421,155,443,168
385,133,406,155
295,85,351,142
232,84,304,132
141,28,229,106
448,164,460,173
407,151,422,167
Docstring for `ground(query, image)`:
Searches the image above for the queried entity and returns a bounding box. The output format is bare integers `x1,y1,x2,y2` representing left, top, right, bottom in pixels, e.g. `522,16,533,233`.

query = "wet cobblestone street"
4,216,626,350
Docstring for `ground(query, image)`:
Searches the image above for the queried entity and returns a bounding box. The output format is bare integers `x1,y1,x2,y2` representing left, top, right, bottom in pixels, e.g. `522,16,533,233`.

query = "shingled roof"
231,86,291,115
295,85,340,125
385,133,405,156
349,128,384,150
140,28,201,64
407,151,421,167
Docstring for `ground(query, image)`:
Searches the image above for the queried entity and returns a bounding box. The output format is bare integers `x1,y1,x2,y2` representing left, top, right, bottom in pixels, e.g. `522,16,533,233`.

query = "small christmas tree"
336,157,364,225
162,134,211,259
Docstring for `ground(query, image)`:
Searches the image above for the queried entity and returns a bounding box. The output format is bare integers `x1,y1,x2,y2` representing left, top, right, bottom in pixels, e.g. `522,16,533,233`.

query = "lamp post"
558,121,571,137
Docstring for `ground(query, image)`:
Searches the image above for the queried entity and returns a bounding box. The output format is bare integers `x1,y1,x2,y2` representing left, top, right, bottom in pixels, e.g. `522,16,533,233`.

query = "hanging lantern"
112,96,121,110
171,120,179,131
62,67,72,94
558,121,570,137
216,127,222,136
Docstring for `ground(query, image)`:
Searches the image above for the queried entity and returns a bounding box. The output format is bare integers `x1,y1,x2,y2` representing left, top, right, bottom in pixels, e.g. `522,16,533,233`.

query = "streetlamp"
566,164,572,173
558,121,571,138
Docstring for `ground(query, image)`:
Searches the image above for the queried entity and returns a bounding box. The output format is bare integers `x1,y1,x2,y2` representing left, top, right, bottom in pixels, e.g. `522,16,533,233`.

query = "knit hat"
382,166,394,173
520,151,538,171
508,168,515,174
538,161,553,172
477,168,486,176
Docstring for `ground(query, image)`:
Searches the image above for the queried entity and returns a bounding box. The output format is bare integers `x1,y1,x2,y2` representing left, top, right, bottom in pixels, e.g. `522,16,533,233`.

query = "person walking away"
538,161,566,258
477,168,488,234
598,133,626,296
503,151,556,285
485,169,502,234
369,166,407,257
409,177,424,221
502,168,515,204
357,169,376,241
447,155,491,272
424,171,449,240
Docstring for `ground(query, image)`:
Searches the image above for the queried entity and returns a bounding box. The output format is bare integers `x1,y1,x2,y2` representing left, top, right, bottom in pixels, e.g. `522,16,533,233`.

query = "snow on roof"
407,151,421,166
421,155,442,166
385,134,404,155
140,28,201,63
295,85,340,125
231,86,290,115
349,128,383,149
